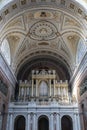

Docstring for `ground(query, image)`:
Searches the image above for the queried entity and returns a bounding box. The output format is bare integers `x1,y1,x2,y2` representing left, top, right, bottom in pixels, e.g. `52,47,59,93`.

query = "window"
1,39,11,65
76,40,86,65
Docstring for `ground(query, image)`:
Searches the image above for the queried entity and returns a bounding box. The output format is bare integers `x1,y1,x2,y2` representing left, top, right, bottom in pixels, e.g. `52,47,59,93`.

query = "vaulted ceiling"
0,0,87,80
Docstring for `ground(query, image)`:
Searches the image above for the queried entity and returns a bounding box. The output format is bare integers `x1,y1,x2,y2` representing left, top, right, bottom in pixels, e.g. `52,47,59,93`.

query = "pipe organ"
18,70,75,104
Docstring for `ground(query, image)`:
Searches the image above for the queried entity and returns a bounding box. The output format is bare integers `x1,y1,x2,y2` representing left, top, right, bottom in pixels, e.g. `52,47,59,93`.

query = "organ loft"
7,69,79,130
18,69,75,104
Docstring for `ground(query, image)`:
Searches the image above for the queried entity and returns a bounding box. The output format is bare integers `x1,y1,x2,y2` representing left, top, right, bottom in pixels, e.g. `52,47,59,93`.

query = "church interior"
0,0,87,130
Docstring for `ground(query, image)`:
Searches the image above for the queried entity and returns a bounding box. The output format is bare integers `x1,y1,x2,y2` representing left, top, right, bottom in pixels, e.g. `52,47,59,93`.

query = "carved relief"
34,11,54,19
64,16,80,27
24,10,61,24
5,16,24,29
29,21,58,41
53,11,61,22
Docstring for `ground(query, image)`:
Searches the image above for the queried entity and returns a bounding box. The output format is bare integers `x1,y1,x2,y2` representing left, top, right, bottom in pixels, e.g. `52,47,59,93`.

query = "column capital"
50,113,54,115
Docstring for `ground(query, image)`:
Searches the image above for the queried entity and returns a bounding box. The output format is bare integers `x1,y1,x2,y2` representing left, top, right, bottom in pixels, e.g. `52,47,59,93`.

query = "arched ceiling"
0,0,87,81
17,55,70,81
0,0,87,10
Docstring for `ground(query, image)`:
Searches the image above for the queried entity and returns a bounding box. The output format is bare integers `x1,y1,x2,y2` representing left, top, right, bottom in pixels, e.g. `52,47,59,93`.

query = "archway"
61,115,73,130
14,115,25,130
38,116,49,130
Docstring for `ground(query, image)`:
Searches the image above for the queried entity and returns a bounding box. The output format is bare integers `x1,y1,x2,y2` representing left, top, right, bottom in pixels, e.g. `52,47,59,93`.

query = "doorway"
38,116,49,130
61,115,73,130
14,115,25,130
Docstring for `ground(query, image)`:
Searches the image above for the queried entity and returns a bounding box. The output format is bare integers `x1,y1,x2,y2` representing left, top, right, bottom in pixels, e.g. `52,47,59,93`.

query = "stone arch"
14,115,25,130
38,115,49,130
61,115,73,130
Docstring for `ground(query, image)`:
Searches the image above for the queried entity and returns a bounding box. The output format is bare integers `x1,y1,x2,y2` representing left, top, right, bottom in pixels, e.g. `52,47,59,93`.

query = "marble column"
74,113,78,130
27,113,30,130
50,113,54,130
58,87,60,96
77,113,81,130
21,87,24,101
36,80,38,97
24,87,26,101
32,113,36,130
56,113,60,130
9,114,13,130
6,114,10,130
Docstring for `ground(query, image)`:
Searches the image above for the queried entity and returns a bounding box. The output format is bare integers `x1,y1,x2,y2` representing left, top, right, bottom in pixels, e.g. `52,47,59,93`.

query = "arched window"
1,39,11,65
14,115,25,130
80,78,87,95
39,81,48,96
61,115,73,130
76,40,86,65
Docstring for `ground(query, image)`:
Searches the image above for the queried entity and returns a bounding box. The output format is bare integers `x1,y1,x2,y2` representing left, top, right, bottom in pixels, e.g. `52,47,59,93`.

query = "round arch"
14,115,25,130
38,115,49,130
16,54,71,81
61,115,73,130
